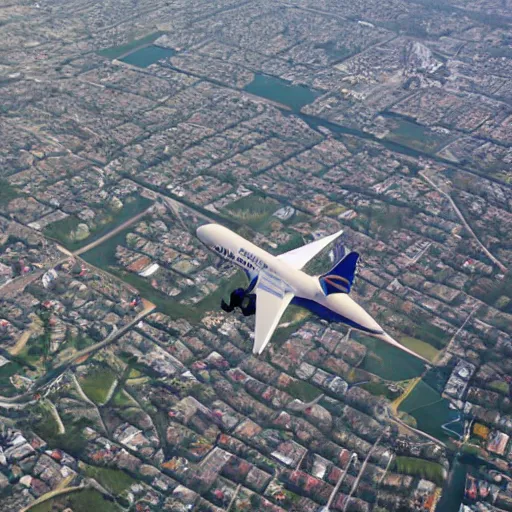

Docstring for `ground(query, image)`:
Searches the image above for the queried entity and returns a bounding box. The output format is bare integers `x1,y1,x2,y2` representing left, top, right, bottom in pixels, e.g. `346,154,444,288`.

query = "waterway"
436,457,467,512
245,77,485,178
99,32,164,60
120,45,176,68
299,112,428,160
80,226,129,270
80,220,202,322
244,74,321,112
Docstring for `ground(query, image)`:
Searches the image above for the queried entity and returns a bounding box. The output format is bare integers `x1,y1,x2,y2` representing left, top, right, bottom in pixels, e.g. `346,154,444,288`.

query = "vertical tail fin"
319,252,359,295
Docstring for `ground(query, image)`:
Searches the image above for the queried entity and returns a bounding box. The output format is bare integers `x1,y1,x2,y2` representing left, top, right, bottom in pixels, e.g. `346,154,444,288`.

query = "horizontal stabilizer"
320,251,359,295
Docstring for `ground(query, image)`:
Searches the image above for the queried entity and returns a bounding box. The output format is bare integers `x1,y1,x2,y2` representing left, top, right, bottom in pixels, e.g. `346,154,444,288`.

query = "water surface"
121,45,176,67
99,32,164,59
244,74,320,112
400,379,460,442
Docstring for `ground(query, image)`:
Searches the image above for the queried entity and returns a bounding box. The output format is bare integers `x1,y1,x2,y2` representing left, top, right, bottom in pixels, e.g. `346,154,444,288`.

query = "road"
342,429,388,512
0,301,155,408
389,416,447,449
385,306,477,448
439,304,480,361
287,393,325,413
0,200,158,409
21,485,84,512
55,300,155,367
324,452,358,511
390,376,423,415
420,171,507,273
74,204,155,256
0,268,46,294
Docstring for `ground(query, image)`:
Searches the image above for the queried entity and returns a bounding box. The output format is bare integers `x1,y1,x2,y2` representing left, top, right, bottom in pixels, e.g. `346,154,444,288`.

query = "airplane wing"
277,229,343,270
253,272,294,354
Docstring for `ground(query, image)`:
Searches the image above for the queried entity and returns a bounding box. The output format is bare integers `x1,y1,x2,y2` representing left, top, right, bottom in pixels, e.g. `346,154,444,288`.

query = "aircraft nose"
196,223,217,245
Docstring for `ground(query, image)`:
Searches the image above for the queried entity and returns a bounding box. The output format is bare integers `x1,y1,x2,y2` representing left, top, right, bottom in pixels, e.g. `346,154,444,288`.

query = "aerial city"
0,0,511,511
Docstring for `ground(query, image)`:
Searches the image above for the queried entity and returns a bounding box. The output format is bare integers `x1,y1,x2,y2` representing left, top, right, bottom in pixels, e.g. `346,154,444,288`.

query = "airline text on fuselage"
213,245,269,272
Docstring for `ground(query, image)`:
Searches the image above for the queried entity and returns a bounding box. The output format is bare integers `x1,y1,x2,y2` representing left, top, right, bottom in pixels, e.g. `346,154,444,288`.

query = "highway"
420,171,507,273
322,452,358,511
342,429,389,512
0,200,160,410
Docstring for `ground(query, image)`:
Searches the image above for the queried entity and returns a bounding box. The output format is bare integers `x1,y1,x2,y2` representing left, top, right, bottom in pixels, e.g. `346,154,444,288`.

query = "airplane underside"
291,296,384,335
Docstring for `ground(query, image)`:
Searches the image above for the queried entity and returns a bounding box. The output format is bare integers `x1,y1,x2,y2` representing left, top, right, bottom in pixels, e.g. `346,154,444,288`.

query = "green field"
224,194,280,229
0,360,23,396
361,380,398,400
0,178,22,203
358,333,425,381
44,215,82,244
400,380,440,414
400,336,440,362
82,463,135,495
392,456,446,486
194,269,248,316
273,231,308,255
30,489,120,512
80,367,117,404
285,379,321,403
399,379,457,442
112,388,137,407
414,322,449,349
32,406,90,457
44,195,152,251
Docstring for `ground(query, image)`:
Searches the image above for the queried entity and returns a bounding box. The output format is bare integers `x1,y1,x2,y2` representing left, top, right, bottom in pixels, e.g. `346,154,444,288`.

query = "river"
82,63,470,510
436,457,467,512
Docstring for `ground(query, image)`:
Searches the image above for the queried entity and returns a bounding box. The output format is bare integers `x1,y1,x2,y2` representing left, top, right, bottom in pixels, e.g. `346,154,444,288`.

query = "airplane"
196,223,428,363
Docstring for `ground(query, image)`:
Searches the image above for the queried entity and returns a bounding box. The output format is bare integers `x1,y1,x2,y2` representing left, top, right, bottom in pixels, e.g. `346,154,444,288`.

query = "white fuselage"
197,223,386,336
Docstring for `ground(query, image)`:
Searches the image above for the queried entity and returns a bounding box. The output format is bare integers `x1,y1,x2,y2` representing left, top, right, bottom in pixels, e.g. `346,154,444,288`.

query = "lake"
399,379,461,442
99,32,164,60
299,112,429,159
381,112,449,154
244,74,320,112
120,45,176,68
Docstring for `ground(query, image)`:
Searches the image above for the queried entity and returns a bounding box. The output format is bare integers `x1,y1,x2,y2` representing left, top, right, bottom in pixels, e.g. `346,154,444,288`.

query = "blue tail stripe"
319,251,359,295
